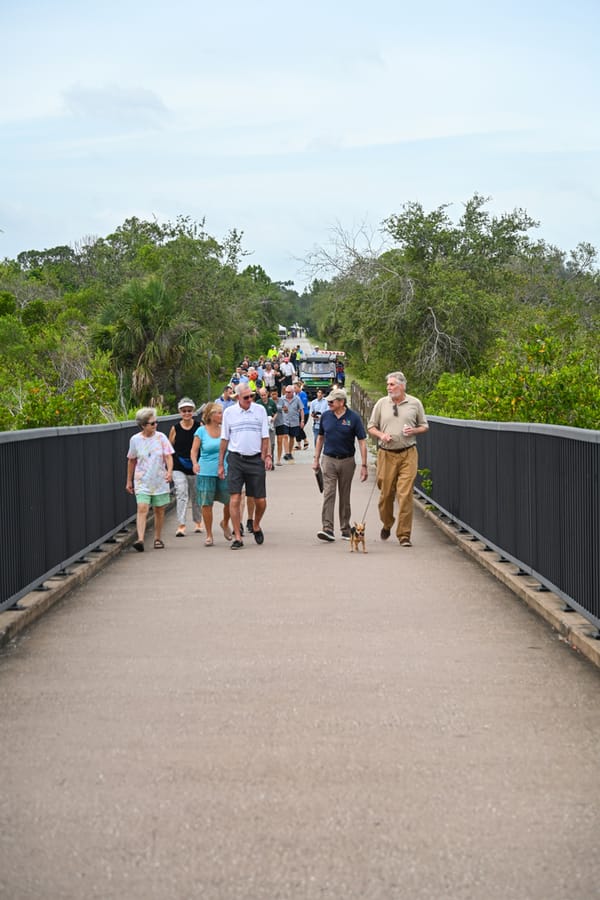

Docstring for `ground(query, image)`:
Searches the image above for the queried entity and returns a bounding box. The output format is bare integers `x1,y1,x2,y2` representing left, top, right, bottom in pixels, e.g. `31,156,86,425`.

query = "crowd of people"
126,345,429,552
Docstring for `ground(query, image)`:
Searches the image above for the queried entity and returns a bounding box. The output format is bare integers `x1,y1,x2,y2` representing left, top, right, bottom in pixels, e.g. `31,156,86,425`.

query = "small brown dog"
349,522,367,553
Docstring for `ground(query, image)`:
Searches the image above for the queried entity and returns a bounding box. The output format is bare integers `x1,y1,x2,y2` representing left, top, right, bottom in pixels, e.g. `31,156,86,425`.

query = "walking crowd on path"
125,341,428,553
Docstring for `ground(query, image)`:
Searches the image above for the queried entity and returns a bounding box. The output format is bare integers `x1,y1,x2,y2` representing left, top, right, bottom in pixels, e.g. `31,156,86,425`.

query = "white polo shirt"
222,402,269,455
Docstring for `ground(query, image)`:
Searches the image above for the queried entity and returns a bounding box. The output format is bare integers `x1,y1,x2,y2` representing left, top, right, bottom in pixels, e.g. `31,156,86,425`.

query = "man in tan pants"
367,372,428,546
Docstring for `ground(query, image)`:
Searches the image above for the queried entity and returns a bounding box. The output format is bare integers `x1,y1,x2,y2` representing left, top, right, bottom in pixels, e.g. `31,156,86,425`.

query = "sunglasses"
146,421,158,426
327,400,335,405
393,404,398,416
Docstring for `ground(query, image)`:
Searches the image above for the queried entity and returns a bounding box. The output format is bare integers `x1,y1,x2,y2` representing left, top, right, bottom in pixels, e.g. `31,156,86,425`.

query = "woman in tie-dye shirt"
126,407,173,552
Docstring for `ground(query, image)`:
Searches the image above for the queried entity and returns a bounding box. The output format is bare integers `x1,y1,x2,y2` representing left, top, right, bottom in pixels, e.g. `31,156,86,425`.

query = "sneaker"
399,539,412,547
253,528,264,545
231,539,244,550
246,518,254,534
380,527,391,540
317,530,335,542
341,533,351,541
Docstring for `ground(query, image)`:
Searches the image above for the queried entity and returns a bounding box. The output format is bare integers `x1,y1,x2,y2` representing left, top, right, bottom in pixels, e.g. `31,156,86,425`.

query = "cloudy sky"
2,0,599,288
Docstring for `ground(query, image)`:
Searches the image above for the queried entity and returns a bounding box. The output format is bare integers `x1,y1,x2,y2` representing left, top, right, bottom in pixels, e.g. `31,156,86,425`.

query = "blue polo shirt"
319,407,366,457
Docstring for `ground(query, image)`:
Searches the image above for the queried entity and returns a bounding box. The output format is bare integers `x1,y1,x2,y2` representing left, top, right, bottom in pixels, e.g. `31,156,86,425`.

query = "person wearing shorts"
277,384,304,462
126,407,173,551
273,386,287,465
218,384,272,549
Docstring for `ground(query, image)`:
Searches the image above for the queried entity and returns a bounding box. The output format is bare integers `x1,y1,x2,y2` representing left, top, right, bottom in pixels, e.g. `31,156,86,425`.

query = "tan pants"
376,446,418,541
321,455,356,535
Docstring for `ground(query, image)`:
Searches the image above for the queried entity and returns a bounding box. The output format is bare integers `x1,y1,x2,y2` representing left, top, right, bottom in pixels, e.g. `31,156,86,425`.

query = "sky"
2,0,600,289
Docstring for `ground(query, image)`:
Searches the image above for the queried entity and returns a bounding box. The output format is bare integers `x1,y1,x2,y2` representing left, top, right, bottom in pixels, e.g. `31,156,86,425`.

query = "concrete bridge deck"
1,449,600,899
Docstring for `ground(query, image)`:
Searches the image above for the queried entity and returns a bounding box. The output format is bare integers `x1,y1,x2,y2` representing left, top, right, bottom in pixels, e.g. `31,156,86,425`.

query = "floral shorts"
197,474,230,507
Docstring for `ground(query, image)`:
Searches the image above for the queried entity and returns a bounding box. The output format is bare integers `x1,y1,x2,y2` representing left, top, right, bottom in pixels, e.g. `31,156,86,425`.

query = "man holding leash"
367,371,428,546
312,387,368,542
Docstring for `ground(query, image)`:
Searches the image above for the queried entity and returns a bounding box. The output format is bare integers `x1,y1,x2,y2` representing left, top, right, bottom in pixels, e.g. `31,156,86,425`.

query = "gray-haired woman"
126,407,174,551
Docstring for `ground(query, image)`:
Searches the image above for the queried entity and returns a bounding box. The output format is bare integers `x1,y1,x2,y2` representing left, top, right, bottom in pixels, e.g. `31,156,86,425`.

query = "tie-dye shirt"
127,431,173,496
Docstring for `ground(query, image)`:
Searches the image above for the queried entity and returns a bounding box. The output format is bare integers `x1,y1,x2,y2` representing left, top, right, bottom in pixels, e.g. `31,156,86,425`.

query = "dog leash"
361,470,378,522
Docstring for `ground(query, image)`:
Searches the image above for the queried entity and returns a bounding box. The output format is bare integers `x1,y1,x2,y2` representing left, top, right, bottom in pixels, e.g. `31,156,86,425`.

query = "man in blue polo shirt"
312,387,368,542
215,384,235,409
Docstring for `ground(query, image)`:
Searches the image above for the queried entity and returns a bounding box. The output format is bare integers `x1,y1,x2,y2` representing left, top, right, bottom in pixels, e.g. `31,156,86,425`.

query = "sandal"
175,527,185,537
220,520,233,541
204,537,214,546
153,539,165,549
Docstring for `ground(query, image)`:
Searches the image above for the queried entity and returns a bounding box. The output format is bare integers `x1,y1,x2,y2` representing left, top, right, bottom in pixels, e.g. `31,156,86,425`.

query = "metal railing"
351,382,600,631
0,417,176,613
3,393,599,631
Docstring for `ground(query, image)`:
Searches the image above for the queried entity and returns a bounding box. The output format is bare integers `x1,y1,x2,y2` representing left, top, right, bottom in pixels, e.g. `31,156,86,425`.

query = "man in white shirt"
309,388,329,444
280,357,296,388
219,384,273,548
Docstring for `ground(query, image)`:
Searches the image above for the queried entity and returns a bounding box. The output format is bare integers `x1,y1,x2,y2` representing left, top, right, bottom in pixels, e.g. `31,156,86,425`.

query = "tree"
96,277,203,405
304,196,541,391
426,333,600,429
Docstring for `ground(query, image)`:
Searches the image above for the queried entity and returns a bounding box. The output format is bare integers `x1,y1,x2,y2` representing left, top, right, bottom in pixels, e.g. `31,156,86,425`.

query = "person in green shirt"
257,387,278,459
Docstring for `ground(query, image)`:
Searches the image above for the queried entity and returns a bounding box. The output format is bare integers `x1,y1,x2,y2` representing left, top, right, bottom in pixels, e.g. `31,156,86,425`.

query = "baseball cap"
178,397,196,410
327,388,347,402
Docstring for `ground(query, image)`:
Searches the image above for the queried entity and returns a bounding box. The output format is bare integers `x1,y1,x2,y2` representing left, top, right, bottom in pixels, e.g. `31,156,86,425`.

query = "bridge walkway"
1,449,599,899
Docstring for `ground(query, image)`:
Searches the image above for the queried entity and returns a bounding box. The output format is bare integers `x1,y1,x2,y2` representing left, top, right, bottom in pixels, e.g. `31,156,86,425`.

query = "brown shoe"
380,527,391,540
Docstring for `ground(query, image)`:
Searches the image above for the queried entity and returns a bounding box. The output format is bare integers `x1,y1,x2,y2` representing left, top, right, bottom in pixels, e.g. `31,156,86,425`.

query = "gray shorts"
227,452,267,499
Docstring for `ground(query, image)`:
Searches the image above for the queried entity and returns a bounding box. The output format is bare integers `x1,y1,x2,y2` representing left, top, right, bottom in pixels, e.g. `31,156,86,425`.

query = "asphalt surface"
1,433,600,900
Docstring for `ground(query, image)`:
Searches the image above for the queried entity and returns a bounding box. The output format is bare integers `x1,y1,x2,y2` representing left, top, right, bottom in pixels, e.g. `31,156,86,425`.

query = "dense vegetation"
0,216,308,429
306,195,600,429
1,196,598,431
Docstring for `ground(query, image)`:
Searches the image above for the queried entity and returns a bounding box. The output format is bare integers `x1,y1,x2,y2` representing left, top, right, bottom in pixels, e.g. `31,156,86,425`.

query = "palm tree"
97,277,203,404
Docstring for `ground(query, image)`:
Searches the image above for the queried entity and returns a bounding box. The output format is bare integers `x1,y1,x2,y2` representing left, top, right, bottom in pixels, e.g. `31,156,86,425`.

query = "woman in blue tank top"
190,403,232,545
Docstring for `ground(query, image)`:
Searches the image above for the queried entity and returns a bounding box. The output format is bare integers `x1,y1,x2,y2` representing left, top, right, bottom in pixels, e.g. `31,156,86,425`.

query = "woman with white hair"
126,407,173,551
168,397,204,537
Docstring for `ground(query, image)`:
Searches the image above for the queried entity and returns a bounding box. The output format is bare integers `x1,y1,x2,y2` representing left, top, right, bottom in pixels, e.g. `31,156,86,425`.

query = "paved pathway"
1,447,600,900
